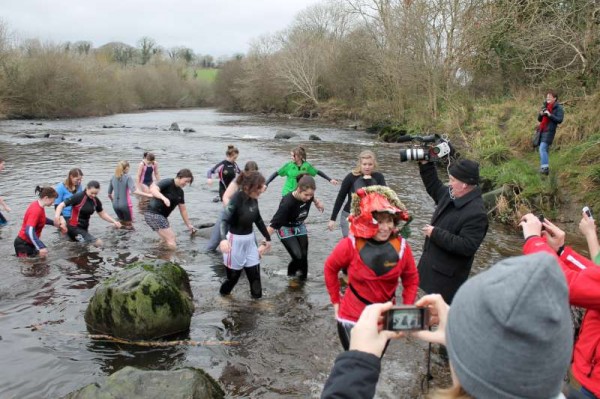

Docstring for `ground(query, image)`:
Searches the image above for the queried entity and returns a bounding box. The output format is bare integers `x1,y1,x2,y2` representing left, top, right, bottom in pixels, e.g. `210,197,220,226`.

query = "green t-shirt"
594,252,600,265
278,161,318,195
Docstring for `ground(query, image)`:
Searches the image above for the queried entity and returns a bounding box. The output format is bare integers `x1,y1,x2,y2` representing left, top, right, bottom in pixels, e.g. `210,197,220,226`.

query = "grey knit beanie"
446,252,572,399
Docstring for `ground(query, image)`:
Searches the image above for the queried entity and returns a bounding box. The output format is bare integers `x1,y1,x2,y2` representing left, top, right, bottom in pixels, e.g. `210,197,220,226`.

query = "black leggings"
280,234,309,279
337,320,390,355
220,265,262,298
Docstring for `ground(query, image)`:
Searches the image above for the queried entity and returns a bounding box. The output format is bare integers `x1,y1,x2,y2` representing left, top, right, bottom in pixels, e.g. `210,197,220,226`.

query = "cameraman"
417,159,488,303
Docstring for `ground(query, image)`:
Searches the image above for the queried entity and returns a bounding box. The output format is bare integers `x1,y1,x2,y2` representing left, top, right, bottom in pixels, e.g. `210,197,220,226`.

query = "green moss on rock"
85,261,194,340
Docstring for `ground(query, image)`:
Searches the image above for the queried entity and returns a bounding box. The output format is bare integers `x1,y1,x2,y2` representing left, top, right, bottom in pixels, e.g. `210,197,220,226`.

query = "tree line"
0,23,220,118
214,0,600,128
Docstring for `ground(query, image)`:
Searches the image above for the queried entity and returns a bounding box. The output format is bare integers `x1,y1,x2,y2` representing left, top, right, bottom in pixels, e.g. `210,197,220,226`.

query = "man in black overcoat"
417,159,488,304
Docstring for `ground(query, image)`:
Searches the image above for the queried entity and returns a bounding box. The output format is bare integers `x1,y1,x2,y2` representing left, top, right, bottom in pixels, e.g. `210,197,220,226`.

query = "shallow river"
0,109,524,398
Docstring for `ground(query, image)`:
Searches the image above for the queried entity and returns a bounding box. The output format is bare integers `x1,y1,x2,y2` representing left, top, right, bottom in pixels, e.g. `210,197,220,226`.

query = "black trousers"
220,265,262,298
280,234,309,279
337,321,390,355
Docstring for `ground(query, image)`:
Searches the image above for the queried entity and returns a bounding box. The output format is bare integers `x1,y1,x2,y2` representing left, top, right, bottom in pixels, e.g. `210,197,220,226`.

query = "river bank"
254,93,600,226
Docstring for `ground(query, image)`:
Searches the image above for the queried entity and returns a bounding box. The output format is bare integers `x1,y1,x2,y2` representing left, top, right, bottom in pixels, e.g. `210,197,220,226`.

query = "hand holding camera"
349,302,404,357
579,206,596,238
411,294,449,345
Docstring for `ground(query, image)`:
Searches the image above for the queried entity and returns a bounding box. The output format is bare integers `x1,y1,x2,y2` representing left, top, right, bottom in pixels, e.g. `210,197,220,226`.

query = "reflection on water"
0,108,539,398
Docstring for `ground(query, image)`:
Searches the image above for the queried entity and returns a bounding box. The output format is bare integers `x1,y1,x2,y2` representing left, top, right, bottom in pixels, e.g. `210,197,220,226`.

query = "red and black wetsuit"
63,191,103,242
14,200,54,257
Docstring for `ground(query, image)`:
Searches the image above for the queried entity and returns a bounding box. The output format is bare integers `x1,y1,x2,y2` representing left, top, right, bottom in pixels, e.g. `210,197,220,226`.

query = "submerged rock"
169,122,180,131
61,366,224,399
84,261,194,340
274,130,297,140
183,127,196,132
308,134,321,141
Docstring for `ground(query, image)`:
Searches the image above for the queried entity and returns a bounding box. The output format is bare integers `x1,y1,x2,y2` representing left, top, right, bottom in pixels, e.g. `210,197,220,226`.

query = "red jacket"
324,235,419,323
524,237,600,397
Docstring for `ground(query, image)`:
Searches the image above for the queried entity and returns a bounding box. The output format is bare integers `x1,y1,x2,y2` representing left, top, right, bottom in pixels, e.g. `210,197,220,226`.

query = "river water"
0,109,524,398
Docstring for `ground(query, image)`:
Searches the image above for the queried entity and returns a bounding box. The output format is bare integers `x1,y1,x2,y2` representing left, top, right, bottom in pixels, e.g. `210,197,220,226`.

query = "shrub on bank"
0,43,212,118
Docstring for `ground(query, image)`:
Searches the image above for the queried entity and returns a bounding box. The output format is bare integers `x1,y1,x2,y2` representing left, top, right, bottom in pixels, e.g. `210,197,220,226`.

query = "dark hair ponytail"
35,185,58,199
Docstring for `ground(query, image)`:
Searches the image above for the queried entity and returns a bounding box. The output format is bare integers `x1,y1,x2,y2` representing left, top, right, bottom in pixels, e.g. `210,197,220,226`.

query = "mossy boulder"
61,366,224,399
85,261,194,340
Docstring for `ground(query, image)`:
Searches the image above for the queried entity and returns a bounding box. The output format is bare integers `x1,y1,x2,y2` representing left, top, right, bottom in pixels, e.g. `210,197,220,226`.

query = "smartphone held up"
383,306,430,331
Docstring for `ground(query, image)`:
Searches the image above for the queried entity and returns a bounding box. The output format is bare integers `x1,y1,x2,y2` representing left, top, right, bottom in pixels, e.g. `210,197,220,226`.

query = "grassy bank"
310,93,600,223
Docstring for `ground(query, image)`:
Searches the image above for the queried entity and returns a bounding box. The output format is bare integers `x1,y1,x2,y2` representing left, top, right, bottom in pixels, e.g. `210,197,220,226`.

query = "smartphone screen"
384,307,428,331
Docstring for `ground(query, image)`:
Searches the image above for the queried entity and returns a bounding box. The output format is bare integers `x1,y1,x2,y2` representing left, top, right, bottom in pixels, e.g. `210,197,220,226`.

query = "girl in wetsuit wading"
55,181,122,247
108,160,152,225
267,174,324,280
207,144,241,202
136,152,160,193
329,150,386,238
219,171,271,298
265,146,338,196
14,186,65,257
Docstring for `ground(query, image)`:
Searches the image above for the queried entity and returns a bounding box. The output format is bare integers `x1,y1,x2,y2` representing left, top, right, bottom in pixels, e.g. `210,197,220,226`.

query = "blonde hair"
352,150,378,176
292,146,307,162
427,385,471,399
115,160,130,179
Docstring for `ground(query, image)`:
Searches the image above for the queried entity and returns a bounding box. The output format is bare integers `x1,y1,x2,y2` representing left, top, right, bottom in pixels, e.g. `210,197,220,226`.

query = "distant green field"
195,68,218,82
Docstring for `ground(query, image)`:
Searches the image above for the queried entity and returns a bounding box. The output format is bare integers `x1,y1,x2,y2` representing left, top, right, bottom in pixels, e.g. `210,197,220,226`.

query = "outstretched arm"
178,203,195,232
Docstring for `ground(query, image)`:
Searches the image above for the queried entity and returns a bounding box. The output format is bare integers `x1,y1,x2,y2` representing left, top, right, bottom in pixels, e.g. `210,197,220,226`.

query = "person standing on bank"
265,146,338,196
144,169,195,249
219,171,271,298
418,159,488,304
537,90,564,175
267,174,324,280
328,150,386,238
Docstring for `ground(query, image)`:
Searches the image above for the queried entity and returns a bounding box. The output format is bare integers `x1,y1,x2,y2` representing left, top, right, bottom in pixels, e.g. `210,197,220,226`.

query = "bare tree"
137,36,156,65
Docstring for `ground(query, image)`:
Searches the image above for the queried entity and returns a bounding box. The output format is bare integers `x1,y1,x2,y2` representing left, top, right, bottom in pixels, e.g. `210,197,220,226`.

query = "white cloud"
1,0,323,57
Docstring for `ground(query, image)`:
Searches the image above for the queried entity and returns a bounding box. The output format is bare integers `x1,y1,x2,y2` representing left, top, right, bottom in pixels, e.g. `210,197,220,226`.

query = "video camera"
398,134,454,163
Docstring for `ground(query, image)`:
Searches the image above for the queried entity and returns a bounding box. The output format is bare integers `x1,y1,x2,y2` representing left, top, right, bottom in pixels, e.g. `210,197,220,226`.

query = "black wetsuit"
330,172,386,223
207,160,240,200
63,191,103,242
219,191,270,298
270,192,313,278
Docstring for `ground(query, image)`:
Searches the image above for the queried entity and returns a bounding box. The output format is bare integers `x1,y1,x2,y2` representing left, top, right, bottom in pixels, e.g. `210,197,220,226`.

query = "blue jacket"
537,101,564,145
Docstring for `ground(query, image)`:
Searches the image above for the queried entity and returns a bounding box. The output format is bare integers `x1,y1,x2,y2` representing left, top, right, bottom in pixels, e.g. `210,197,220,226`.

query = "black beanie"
448,159,479,185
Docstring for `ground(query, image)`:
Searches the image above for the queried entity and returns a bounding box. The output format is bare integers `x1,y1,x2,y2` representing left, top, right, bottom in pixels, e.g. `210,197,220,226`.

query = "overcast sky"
1,0,324,58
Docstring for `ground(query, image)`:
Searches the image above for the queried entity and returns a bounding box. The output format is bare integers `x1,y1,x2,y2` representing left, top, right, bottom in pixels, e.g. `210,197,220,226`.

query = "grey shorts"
144,212,170,231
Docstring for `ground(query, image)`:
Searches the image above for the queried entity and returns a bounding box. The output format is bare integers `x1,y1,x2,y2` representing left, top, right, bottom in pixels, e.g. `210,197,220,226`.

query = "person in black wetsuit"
219,171,271,298
54,180,122,247
328,150,386,237
267,174,324,280
207,145,241,201
144,168,196,249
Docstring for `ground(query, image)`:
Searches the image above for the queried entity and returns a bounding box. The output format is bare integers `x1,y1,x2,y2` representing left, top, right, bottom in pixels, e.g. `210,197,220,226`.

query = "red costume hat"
348,186,410,239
